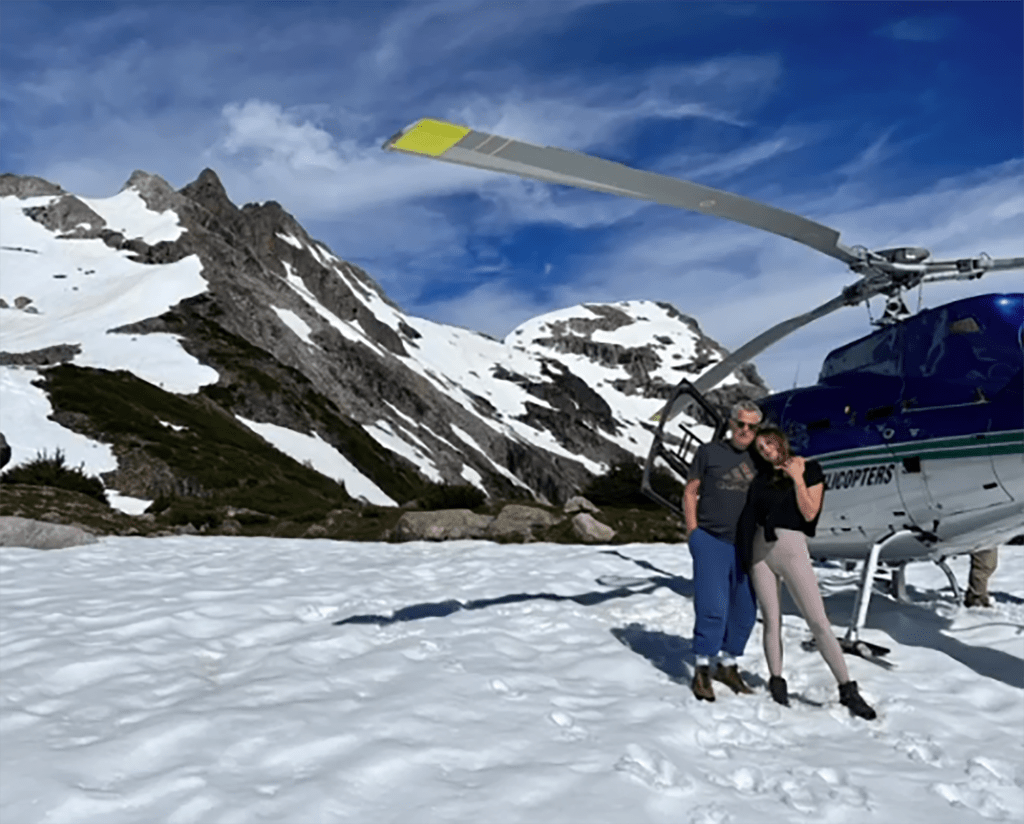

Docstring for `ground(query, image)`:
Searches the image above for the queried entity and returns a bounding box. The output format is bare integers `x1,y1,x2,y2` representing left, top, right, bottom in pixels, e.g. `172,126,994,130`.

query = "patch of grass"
0,448,109,505
418,483,487,511
0,483,155,536
36,364,353,519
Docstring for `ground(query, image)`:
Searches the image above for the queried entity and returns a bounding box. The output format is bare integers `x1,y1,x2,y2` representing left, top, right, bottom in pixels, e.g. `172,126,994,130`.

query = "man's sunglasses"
731,420,760,432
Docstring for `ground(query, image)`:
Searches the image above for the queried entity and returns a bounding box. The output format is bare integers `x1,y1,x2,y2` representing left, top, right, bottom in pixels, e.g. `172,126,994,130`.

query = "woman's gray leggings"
750,527,850,684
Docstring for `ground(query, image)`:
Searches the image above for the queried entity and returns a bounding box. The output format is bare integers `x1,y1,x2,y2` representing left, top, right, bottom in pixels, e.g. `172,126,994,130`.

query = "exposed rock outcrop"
393,509,494,541
571,512,616,543
0,516,98,550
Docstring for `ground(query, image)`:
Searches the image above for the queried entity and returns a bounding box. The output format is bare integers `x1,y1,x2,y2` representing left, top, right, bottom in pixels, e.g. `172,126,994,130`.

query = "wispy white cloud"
876,16,955,43
219,100,345,173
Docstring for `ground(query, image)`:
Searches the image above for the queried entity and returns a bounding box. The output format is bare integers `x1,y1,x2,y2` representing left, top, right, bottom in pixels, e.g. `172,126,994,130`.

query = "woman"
738,426,877,720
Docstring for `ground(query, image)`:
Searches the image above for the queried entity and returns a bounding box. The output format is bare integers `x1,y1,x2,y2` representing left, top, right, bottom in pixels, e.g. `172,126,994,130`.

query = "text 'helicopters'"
384,118,1023,652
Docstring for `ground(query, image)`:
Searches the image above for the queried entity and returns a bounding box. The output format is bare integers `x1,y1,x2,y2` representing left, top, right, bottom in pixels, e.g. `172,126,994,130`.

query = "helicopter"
383,118,1024,657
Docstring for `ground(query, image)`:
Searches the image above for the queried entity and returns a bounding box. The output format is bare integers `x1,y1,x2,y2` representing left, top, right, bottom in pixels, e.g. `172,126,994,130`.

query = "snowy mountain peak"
1,170,766,511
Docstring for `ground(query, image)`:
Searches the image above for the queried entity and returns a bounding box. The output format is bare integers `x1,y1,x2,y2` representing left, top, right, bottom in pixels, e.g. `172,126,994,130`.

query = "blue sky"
2,1,1021,390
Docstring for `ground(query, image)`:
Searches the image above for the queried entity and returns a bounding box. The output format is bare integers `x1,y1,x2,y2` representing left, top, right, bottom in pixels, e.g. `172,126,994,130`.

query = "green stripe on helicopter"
817,430,1023,470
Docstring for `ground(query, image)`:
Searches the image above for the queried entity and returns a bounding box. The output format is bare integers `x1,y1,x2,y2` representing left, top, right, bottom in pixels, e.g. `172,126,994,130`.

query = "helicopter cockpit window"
819,325,901,380
948,317,981,334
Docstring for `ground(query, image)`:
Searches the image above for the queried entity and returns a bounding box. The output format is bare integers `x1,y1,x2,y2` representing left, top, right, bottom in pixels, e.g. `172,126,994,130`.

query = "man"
683,400,762,702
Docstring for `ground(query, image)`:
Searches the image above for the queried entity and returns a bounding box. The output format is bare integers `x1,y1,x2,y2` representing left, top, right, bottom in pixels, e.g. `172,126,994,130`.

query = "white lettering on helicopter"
824,463,895,491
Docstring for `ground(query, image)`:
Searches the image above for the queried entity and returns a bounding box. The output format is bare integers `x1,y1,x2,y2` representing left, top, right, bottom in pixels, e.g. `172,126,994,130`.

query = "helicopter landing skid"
801,636,894,668
839,528,927,658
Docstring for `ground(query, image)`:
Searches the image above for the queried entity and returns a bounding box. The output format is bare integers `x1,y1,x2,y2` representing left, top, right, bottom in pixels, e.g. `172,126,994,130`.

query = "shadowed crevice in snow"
333,583,661,626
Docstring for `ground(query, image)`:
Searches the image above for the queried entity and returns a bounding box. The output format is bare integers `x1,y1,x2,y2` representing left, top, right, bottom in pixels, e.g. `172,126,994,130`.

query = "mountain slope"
0,169,767,510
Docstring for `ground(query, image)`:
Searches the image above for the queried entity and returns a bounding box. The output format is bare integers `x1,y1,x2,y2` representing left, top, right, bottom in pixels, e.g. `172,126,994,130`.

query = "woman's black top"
736,459,825,570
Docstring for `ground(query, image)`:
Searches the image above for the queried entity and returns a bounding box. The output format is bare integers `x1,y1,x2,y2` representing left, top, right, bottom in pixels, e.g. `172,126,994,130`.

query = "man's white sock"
718,654,736,668
695,655,711,667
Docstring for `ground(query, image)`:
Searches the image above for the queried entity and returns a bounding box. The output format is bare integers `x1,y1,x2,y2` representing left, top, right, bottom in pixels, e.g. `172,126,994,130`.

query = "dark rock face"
0,174,65,198
0,344,81,366
23,196,107,239
2,169,769,506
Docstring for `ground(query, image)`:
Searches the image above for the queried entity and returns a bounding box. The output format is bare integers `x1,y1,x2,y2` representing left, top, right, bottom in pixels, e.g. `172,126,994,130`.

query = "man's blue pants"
688,528,757,658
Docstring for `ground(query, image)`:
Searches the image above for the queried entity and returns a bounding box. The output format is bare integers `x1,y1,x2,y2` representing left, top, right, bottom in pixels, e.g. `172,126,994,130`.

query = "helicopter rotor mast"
383,118,1024,421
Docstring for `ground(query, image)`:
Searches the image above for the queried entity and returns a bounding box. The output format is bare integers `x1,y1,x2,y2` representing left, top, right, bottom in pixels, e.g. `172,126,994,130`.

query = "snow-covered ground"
1,536,1020,823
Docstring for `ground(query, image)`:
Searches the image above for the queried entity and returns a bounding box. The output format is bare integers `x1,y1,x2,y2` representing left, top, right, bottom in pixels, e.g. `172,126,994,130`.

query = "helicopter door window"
948,317,981,334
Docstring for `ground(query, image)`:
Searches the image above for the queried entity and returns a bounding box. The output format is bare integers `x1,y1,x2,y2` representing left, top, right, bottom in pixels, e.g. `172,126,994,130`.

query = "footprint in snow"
931,780,1012,820
614,743,692,793
547,709,587,740
294,604,339,622
695,715,786,759
489,678,524,699
401,639,444,662
929,757,1024,821
967,756,1023,789
894,732,946,767
687,802,730,824
705,765,870,816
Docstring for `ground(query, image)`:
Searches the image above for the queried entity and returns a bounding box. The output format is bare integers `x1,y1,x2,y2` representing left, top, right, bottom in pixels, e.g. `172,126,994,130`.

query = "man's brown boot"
692,665,715,702
713,663,755,695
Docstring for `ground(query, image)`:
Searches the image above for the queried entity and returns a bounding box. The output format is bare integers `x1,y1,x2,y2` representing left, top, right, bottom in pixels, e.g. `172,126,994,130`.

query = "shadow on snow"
332,548,1024,689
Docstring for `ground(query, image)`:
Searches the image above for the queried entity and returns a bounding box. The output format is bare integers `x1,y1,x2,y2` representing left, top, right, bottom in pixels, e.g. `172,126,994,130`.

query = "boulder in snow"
394,509,495,541
571,513,616,544
0,516,98,550
486,504,562,542
563,495,600,514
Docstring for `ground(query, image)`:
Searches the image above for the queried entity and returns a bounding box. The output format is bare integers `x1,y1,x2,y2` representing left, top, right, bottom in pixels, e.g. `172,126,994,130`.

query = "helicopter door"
641,379,724,517
884,410,939,528
890,405,1013,522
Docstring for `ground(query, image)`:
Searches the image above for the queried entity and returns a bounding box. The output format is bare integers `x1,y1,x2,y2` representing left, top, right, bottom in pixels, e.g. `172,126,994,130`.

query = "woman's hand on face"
781,455,805,481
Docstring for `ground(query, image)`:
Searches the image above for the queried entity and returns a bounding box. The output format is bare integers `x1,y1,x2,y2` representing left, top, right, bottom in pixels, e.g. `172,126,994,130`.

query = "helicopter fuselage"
758,293,1023,562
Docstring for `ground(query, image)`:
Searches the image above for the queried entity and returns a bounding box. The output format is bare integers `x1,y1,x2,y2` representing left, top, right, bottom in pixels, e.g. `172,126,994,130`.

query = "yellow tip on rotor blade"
389,118,470,157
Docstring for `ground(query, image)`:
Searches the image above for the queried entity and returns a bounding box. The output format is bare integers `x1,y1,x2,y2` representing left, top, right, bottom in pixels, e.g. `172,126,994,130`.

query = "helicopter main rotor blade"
654,291,854,424
384,118,861,266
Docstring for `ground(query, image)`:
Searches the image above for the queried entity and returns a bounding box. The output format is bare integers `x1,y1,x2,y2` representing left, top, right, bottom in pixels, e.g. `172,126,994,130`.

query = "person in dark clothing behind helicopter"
965,548,999,607
683,401,762,703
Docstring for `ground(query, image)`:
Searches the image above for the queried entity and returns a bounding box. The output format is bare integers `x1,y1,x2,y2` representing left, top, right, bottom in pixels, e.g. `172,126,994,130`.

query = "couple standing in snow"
682,401,876,720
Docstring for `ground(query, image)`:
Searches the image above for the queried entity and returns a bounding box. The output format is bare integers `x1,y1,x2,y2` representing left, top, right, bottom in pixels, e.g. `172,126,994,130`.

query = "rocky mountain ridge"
0,168,767,510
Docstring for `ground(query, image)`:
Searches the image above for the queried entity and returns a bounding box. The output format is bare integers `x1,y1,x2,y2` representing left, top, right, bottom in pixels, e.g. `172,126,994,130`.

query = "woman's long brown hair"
755,425,793,485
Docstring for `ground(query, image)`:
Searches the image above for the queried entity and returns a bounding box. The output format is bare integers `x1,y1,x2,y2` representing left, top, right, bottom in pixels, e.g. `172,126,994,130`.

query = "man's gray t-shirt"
688,440,756,544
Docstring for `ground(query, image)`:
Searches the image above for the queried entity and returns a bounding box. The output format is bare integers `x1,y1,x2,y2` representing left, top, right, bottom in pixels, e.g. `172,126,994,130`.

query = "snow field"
1,537,1021,823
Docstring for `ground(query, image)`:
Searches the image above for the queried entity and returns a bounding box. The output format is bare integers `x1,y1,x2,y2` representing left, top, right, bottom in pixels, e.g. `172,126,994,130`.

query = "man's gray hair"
730,400,763,422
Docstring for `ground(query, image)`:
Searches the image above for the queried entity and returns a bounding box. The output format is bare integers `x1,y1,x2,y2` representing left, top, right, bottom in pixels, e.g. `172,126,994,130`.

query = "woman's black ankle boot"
839,681,877,720
768,675,789,706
